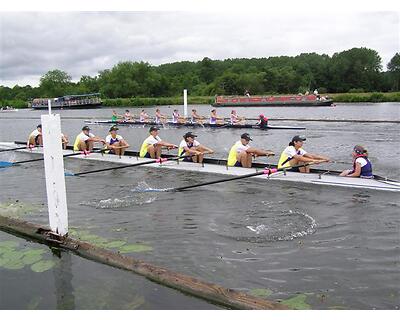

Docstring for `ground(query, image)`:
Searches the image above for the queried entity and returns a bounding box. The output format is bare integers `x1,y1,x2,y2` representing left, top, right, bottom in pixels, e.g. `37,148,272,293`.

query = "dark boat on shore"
30,93,102,110
213,94,333,107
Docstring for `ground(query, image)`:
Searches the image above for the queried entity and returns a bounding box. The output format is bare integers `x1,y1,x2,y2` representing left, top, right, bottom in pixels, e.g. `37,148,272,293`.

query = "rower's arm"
246,148,274,156
158,141,178,149
292,154,315,162
346,163,362,177
199,145,214,154
88,136,106,144
304,153,330,161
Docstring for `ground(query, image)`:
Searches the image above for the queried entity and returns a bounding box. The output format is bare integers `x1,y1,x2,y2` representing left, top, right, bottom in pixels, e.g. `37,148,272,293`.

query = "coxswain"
105,126,129,156
178,132,214,164
27,124,42,147
191,109,204,124
339,145,373,178
209,109,224,125
230,110,245,125
73,126,106,152
227,133,274,168
257,114,269,129
155,108,168,124
139,126,178,159
139,109,150,123
277,135,329,173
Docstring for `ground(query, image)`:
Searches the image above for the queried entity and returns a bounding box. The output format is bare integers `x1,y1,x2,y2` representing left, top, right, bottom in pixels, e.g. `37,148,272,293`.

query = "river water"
0,103,399,309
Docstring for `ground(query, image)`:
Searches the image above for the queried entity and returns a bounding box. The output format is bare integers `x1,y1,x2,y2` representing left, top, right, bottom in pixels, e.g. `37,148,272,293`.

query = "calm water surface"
0,103,399,309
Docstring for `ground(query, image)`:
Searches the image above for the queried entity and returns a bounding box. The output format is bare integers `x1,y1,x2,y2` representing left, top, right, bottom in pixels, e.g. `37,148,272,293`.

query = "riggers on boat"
1,141,399,192
213,95,333,107
84,120,306,130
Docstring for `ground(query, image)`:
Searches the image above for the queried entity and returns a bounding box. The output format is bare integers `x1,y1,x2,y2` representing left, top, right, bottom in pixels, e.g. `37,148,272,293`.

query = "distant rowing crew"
27,124,374,179
112,108,269,127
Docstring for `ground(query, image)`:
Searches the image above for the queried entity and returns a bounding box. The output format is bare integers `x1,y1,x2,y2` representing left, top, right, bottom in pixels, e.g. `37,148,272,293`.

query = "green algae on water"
281,294,311,310
118,244,152,254
31,260,56,273
249,288,273,298
69,227,152,253
0,200,41,217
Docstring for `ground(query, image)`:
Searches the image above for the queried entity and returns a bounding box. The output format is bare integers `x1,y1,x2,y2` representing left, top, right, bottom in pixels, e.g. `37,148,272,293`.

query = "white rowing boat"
1,142,399,192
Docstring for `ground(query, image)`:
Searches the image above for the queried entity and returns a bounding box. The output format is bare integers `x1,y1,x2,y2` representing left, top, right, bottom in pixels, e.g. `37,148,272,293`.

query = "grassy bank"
328,92,400,103
2,92,400,109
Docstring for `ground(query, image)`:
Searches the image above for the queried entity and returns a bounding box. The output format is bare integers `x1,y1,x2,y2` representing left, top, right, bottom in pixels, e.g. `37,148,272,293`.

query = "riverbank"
102,92,400,107
3,92,399,109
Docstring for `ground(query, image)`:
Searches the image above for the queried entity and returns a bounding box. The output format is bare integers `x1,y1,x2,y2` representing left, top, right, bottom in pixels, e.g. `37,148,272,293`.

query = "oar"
0,146,33,153
172,161,325,192
0,149,106,168
66,154,188,177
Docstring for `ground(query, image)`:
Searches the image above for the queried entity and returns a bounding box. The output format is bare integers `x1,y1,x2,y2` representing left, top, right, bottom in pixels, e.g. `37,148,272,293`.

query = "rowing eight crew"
110,108,262,126
27,125,374,178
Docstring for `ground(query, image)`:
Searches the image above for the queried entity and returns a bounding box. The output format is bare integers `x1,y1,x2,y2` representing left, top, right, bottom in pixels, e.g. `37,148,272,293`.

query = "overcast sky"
0,11,398,87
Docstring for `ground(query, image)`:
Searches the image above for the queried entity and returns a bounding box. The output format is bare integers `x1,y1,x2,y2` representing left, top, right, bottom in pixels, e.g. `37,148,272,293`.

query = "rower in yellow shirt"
227,133,274,168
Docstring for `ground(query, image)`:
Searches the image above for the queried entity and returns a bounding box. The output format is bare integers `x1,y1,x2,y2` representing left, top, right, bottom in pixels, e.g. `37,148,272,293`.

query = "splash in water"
130,181,172,193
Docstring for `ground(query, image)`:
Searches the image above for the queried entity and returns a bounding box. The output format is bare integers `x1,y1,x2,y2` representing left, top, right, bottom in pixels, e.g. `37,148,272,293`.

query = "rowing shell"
2,142,399,192
84,120,306,130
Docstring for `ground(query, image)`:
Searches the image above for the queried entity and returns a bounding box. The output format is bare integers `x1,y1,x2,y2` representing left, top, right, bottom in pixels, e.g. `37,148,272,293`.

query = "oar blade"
64,171,75,177
0,161,14,168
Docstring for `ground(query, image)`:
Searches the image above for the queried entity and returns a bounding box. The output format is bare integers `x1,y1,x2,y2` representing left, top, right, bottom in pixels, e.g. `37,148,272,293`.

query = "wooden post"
0,215,288,310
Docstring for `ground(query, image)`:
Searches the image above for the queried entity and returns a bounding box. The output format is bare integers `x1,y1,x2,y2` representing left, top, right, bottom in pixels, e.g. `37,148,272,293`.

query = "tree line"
1,47,399,107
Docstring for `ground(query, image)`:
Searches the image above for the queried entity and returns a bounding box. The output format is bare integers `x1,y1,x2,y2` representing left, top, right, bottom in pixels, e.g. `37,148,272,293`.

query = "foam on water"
210,203,317,243
130,181,171,193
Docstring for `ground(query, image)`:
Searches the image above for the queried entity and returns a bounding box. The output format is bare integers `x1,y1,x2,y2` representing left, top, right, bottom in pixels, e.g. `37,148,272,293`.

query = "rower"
155,108,168,124
111,110,121,122
227,133,274,168
27,124,42,147
139,126,178,159
210,109,224,125
73,126,106,152
339,145,373,178
123,109,133,122
257,114,269,129
178,132,214,164
61,133,69,150
277,135,329,173
139,109,150,123
191,109,204,124
230,110,245,125
105,126,129,156
172,109,186,124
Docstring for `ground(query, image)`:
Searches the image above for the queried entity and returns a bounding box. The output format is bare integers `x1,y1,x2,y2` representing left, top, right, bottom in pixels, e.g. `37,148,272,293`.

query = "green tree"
387,53,400,91
328,48,382,92
39,69,72,97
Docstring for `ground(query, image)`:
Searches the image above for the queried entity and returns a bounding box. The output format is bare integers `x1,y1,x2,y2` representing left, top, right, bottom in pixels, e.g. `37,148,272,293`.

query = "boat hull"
2,142,399,192
85,120,306,130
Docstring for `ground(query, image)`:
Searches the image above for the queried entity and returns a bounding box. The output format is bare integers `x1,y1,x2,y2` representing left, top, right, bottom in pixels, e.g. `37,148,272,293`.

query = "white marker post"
41,99,68,236
183,89,188,118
